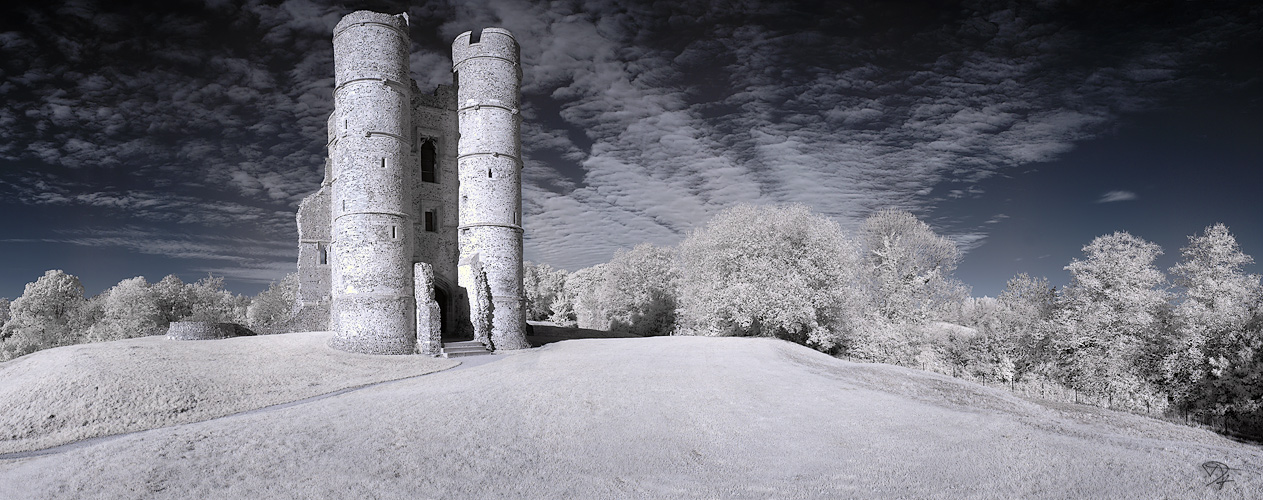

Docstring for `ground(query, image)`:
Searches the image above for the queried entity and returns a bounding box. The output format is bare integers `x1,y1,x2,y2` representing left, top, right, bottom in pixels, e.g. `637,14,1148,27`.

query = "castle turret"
327,11,416,354
452,28,529,349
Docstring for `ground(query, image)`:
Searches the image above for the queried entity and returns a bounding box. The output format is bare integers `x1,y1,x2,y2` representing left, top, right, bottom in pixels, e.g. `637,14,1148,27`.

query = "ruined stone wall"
410,83,461,335
166,322,256,340
295,175,332,330
453,28,529,350
327,11,417,354
414,262,442,355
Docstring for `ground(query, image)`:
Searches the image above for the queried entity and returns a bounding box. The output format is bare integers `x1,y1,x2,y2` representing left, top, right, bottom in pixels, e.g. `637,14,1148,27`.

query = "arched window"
421,140,437,183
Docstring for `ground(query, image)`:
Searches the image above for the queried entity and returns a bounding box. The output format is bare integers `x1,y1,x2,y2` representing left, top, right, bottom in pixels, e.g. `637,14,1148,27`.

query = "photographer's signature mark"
1201,461,1234,490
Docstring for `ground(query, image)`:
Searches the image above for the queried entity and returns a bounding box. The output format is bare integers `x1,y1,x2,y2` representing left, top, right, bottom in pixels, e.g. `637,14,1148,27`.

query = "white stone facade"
294,11,527,355
453,27,529,350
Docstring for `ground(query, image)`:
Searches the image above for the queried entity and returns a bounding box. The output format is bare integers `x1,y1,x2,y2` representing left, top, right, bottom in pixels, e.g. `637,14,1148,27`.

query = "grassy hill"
1,331,1260,498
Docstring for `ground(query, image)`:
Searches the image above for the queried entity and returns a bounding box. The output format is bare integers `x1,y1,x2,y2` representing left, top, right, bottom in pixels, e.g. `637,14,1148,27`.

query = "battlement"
332,11,411,88
452,28,520,72
334,11,408,38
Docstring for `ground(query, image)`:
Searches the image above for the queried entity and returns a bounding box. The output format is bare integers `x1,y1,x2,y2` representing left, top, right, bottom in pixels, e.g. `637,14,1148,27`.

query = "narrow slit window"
487,168,493,178
420,140,437,183
381,157,387,169
391,225,397,239
317,244,327,265
425,210,437,232
513,211,519,225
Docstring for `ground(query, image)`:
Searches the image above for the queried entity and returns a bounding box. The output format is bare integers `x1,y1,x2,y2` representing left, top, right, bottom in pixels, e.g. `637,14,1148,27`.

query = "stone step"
441,341,491,358
444,341,487,349
443,349,491,358
443,345,489,354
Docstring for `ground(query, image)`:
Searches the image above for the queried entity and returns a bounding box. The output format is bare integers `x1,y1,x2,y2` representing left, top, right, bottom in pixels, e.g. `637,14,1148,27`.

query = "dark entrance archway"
436,286,468,341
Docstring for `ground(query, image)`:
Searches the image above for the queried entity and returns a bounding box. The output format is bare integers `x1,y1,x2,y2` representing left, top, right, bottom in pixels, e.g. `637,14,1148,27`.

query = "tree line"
2,204,1258,438
0,272,298,361
523,204,1262,439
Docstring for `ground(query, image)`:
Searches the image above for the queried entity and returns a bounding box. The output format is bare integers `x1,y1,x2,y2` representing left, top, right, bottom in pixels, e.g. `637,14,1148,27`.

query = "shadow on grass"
525,322,644,347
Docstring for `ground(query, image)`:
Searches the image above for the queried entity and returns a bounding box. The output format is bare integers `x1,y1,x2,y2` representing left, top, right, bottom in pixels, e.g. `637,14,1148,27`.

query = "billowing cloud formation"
0,0,1257,287
1097,190,1139,203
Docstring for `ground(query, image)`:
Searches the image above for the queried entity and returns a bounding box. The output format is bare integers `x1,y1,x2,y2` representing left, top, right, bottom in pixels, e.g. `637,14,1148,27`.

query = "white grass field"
1,329,1260,499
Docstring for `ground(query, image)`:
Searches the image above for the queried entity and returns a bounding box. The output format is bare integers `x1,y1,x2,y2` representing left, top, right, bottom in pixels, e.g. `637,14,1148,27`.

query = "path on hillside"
0,352,505,460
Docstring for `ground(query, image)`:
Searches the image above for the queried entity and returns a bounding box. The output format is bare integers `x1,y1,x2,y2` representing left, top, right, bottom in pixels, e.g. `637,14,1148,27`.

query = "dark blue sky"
1,0,1260,299
945,93,1263,296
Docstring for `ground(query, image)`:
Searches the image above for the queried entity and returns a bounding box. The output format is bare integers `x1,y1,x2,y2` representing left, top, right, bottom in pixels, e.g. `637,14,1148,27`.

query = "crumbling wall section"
167,322,257,340
294,182,332,331
470,257,495,349
414,262,442,355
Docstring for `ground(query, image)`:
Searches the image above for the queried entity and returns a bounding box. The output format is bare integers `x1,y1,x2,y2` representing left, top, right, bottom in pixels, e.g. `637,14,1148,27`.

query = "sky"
1,0,1260,299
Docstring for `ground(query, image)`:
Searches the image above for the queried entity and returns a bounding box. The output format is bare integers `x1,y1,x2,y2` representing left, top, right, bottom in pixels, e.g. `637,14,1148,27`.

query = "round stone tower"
327,11,416,354
452,28,529,349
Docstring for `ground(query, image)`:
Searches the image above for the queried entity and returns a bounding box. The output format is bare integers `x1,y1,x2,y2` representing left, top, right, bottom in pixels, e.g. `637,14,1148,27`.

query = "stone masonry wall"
415,262,442,355
328,11,417,355
166,322,256,340
453,28,529,350
294,13,530,352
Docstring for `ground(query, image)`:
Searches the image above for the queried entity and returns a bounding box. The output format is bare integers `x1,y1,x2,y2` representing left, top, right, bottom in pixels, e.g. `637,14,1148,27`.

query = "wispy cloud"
985,214,1010,225
0,0,1256,282
1097,190,1139,203
1,227,295,285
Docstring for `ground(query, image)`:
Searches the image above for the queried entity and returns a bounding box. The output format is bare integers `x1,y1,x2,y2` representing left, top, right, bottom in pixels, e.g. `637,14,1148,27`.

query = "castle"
293,11,528,355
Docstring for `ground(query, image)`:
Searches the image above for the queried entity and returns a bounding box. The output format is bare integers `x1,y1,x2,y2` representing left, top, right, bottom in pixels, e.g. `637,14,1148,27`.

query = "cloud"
1097,190,1139,203
1,226,296,286
984,214,1010,225
0,0,1256,280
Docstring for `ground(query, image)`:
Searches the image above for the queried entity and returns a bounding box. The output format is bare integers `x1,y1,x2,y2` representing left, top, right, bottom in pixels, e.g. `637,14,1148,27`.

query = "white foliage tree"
562,264,607,330
595,244,678,336
0,297,11,330
0,270,86,360
1052,231,1170,410
523,262,568,322
247,273,298,328
996,273,1058,379
86,276,164,342
151,274,247,324
1164,223,1262,428
185,275,248,323
152,274,194,323
675,204,862,348
848,209,965,365
859,209,964,323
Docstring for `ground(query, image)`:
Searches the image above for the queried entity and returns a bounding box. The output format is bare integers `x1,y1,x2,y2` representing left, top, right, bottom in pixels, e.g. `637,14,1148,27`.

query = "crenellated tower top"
333,11,411,88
